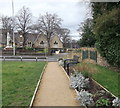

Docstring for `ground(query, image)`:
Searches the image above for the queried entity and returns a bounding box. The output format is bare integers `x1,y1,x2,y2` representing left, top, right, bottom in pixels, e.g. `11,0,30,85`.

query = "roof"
50,35,63,43
0,29,62,45
25,33,38,44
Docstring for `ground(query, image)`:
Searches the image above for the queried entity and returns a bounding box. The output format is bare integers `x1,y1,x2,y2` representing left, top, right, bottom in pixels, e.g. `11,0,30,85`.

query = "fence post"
4,57,5,61
36,57,37,62
21,56,22,61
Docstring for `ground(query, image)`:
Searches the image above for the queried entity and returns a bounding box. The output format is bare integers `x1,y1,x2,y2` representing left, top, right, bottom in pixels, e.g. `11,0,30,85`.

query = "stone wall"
76,47,110,67
97,52,110,67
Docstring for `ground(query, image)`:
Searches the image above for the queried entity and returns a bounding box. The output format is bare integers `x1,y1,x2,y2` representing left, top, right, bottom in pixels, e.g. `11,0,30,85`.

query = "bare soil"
33,62,82,106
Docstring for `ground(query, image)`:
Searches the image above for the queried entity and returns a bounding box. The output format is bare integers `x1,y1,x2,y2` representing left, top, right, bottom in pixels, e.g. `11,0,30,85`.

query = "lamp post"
12,0,15,56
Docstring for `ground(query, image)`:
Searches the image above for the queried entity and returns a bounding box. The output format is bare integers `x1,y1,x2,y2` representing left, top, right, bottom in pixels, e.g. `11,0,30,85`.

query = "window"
28,41,32,47
40,41,44,44
54,41,58,44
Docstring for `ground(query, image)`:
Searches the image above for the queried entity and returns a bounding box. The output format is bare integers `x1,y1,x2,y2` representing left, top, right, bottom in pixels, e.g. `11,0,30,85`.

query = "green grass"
77,63,120,98
2,61,46,106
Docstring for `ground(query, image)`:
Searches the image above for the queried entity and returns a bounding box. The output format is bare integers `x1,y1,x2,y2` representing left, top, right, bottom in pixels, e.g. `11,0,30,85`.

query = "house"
1,30,63,49
34,34,63,49
50,35,63,48
34,34,48,48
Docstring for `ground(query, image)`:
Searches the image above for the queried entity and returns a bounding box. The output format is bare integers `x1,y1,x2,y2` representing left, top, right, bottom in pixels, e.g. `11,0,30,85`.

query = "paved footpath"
33,62,81,106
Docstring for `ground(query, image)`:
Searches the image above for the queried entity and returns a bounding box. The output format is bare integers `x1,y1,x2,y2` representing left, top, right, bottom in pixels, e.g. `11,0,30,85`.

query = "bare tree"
37,13,62,53
60,28,70,48
1,16,13,34
16,6,32,46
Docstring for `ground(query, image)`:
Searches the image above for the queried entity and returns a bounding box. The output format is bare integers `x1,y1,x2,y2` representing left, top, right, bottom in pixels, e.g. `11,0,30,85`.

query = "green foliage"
91,2,120,19
25,47,34,50
78,18,96,47
94,8,120,67
77,63,119,98
96,98,110,106
44,48,48,53
81,71,89,78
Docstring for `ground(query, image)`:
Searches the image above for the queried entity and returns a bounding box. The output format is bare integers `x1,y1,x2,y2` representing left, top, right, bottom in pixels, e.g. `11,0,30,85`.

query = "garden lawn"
2,61,46,106
77,63,120,98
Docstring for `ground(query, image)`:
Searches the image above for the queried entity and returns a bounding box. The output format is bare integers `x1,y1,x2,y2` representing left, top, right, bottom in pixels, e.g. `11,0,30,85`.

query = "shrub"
77,90,95,106
94,8,120,68
25,47,34,50
58,59,64,66
70,72,89,90
112,97,120,107
96,97,110,106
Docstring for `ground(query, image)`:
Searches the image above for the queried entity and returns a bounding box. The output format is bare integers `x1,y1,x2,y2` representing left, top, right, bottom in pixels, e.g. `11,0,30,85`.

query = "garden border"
29,62,48,108
60,64,118,107
73,67,117,99
92,79,117,98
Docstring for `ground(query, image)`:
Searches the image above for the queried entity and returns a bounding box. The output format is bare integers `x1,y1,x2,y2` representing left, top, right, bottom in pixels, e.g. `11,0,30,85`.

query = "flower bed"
69,72,120,107
58,58,120,107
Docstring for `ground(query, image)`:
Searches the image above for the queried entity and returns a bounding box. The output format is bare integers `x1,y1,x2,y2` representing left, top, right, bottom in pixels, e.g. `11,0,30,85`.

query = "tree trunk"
23,33,26,48
47,40,51,55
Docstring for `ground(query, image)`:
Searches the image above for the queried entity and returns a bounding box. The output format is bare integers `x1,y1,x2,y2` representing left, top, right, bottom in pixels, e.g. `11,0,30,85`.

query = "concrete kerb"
29,62,48,108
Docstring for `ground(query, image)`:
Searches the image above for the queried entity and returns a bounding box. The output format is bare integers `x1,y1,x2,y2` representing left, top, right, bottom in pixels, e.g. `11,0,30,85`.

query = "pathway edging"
29,62,48,108
60,65,88,108
60,65,79,95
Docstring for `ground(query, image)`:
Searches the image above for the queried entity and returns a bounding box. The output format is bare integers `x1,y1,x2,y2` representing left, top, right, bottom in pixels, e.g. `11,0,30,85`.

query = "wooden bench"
64,55,79,75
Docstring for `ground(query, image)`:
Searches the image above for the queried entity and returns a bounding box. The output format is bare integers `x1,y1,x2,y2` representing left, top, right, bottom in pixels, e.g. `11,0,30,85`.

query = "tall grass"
76,63,120,98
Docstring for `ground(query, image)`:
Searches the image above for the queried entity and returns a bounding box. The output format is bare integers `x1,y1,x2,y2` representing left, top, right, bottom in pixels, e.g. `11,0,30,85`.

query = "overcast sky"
0,0,92,40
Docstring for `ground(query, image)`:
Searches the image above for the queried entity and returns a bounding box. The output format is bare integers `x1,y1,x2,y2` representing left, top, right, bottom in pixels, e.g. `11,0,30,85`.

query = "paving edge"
74,66,117,98
59,64,87,108
92,79,117,98
29,62,48,108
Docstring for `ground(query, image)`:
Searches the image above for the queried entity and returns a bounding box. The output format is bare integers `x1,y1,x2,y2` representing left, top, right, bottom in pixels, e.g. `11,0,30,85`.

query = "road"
0,53,68,62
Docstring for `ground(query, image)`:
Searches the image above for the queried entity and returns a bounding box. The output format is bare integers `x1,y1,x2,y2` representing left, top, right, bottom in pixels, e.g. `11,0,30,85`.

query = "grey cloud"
0,0,92,40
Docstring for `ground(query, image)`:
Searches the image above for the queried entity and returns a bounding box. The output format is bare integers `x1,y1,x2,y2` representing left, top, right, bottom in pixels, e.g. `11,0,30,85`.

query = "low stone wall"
75,47,110,67
97,52,110,67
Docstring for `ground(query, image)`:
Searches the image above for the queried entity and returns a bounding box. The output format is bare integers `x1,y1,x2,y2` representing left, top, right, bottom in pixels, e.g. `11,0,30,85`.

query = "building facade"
0,31,63,49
